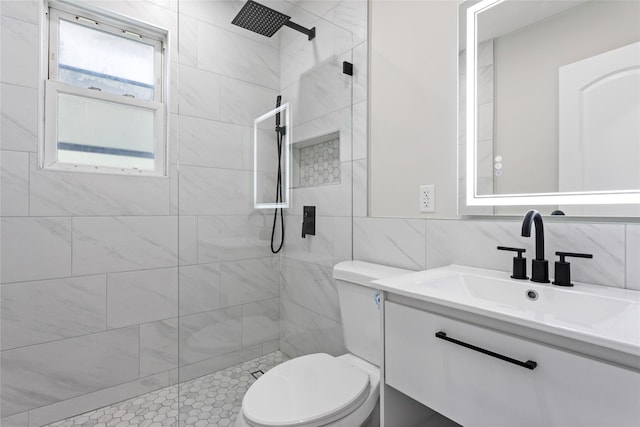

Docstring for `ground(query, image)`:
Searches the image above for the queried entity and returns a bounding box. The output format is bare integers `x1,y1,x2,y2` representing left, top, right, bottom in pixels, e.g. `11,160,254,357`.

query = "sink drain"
526,289,538,300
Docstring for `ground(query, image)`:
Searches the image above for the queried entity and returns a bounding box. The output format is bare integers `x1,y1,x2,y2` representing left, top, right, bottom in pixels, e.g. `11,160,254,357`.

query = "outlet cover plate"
420,184,435,213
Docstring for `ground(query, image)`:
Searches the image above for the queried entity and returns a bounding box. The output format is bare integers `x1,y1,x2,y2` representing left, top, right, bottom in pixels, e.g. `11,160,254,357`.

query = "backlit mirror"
460,0,640,216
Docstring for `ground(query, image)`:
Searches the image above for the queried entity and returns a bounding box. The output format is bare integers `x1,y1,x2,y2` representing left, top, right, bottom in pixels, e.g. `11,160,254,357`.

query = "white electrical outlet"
419,185,435,213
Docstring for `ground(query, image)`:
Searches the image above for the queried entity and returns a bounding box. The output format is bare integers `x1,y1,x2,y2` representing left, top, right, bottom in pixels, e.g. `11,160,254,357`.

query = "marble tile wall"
277,0,367,359
353,217,640,291
0,0,282,424
153,0,283,422
6,1,632,425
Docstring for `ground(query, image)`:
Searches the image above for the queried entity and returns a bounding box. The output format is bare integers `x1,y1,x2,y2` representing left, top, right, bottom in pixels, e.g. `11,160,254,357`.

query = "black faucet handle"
555,251,593,262
553,251,593,287
497,246,528,280
497,246,526,256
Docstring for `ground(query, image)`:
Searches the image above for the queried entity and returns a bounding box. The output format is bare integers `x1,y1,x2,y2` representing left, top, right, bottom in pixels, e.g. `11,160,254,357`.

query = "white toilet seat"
241,353,372,427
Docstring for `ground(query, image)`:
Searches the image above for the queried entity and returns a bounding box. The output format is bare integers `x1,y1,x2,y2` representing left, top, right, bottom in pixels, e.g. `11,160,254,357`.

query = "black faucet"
521,210,550,283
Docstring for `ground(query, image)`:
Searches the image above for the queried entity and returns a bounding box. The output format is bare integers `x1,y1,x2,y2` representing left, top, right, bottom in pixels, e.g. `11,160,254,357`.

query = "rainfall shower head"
231,0,315,40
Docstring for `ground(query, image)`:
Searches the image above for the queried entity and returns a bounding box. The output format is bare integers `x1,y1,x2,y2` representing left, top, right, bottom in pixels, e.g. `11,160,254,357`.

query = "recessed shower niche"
253,108,341,209
292,131,341,188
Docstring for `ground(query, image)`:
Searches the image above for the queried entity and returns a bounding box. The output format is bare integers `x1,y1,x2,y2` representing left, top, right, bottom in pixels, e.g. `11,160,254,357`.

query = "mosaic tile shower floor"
46,351,289,427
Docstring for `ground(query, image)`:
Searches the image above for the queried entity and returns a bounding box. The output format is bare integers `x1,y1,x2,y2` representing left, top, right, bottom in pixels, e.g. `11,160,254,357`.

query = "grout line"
1,323,138,353
623,223,627,289
138,324,141,379
27,151,31,218
104,273,108,332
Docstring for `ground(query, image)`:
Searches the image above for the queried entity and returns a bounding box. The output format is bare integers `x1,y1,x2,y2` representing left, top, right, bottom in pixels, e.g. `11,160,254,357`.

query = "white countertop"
373,265,640,358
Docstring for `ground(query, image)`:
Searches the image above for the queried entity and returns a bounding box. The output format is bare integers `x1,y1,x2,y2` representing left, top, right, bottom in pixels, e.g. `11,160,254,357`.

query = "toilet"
235,261,411,427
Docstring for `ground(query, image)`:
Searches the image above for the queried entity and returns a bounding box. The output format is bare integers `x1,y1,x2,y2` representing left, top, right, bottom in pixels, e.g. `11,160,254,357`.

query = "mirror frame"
464,0,640,207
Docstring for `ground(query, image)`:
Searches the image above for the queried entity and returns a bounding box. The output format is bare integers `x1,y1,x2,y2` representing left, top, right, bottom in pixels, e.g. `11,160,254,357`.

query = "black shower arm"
283,20,315,41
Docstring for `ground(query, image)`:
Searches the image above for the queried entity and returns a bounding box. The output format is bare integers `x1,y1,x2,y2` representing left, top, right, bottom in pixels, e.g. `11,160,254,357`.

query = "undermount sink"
372,265,640,358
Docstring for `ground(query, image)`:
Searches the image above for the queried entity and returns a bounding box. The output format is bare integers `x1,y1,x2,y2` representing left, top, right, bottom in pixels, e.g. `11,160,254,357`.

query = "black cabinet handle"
435,331,537,370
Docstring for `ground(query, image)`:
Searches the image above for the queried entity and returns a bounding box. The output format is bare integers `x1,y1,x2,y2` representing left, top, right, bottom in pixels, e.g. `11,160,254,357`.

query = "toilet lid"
242,353,370,427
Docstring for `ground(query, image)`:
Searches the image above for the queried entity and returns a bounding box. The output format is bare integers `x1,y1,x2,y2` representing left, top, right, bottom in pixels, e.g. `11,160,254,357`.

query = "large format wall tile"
172,345,263,385
280,14,352,89
29,155,172,216
179,307,242,365
242,298,280,347
197,214,272,263
178,0,279,49
627,225,640,290
426,220,628,288
106,267,178,329
140,318,179,377
305,310,345,356
277,3,323,51
197,20,280,90
219,76,278,126
295,53,352,124
293,107,352,162
0,16,38,87
285,0,339,19
333,217,353,264
220,257,279,307
0,83,38,152
353,217,425,271
0,150,29,216
179,216,198,265
1,0,40,24
169,164,179,215
1,327,139,416
1,275,106,350
179,263,221,316
283,215,337,267
352,41,367,104
1,217,72,283
280,298,307,358
290,162,352,217
324,0,367,44
426,219,528,271
178,13,197,67
179,166,252,215
178,115,251,170
178,64,220,120
28,372,169,427
280,298,345,358
352,159,367,217
0,412,28,427
546,222,626,288
281,258,340,321
352,100,367,160
72,216,178,276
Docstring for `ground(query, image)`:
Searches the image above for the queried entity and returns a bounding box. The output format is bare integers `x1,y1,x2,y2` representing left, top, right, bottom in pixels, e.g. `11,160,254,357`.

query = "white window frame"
42,1,169,177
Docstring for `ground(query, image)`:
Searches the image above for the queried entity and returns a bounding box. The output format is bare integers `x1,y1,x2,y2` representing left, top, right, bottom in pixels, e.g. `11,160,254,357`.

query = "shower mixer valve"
302,206,316,238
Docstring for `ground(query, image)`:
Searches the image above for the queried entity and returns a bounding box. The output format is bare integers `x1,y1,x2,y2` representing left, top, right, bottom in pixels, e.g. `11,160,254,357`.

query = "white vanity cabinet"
384,301,640,427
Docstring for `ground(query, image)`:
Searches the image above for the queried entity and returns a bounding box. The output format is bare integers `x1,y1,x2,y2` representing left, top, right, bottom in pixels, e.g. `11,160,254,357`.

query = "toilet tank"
333,261,412,366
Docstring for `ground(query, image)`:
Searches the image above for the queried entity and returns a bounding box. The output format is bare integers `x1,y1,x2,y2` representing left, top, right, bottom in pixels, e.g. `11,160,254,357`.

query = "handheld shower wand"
271,95,285,253
275,95,282,132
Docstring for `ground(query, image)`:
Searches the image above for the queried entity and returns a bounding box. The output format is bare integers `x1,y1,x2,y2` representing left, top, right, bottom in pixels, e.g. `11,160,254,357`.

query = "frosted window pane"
59,19,155,100
57,93,155,170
